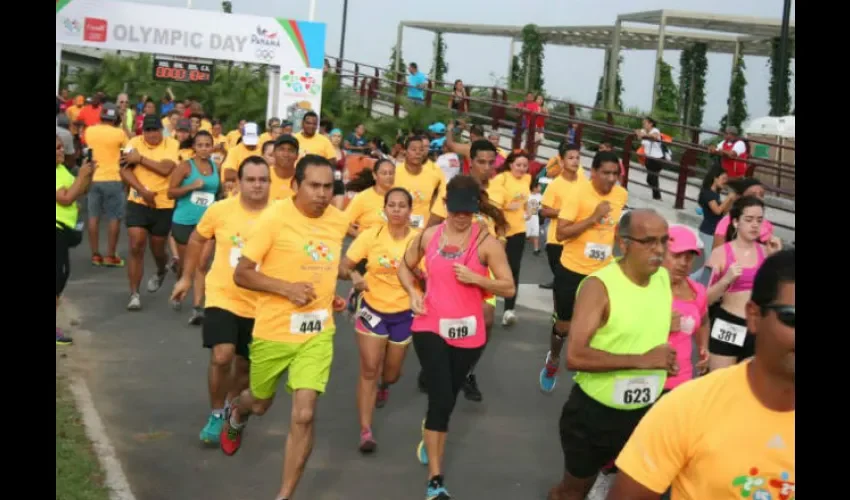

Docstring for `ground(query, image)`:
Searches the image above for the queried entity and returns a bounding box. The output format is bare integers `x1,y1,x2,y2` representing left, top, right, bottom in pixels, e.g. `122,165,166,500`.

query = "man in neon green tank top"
547,209,677,500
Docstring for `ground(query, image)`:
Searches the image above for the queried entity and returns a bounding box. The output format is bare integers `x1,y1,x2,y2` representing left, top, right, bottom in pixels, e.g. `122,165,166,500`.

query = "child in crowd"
526,180,543,255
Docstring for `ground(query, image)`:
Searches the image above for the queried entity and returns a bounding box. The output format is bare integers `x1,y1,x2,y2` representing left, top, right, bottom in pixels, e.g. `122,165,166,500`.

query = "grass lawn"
56,375,110,500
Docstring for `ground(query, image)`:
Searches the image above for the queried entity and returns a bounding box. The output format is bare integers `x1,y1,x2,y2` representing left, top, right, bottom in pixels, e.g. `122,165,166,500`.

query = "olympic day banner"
56,0,327,120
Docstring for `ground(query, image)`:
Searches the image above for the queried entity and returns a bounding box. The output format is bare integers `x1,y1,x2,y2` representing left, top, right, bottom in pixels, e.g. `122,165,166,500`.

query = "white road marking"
68,376,137,500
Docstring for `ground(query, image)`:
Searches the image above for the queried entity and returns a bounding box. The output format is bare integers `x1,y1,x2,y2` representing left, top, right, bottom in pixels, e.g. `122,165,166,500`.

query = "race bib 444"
290,310,329,335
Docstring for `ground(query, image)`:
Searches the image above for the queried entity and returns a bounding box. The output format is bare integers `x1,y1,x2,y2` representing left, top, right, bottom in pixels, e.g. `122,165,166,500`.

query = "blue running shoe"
200,413,224,444
417,440,429,465
539,351,559,393
426,475,451,499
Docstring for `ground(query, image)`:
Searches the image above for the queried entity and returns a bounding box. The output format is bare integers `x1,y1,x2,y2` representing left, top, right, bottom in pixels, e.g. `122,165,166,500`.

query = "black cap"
274,134,300,150
445,185,481,214
101,102,119,121
176,118,192,131
142,114,162,131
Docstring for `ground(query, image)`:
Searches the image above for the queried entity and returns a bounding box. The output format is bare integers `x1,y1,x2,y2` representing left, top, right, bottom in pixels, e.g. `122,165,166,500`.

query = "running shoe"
539,351,559,393
167,256,180,276
188,307,204,326
416,440,429,465
462,374,482,402
146,271,167,293
220,420,243,456
376,384,389,408
199,413,224,445
102,255,125,268
127,293,142,311
91,254,104,266
501,309,517,327
426,475,451,499
56,328,73,346
359,428,376,453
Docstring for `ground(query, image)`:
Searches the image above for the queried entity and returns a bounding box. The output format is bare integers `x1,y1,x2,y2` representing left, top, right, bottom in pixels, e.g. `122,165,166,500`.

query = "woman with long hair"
712,177,775,250
398,174,515,500
344,159,396,237
635,116,664,200
339,187,419,453
448,79,468,113
493,151,531,326
692,165,736,284
706,196,781,371
329,128,347,209
167,130,220,325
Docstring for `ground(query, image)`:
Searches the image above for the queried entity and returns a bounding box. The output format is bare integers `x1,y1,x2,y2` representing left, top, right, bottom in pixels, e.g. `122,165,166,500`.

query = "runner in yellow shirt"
344,158,396,237
221,122,262,185
395,136,446,230
170,156,273,446
609,249,794,500
294,112,336,160
120,115,180,311
222,155,348,500
269,135,299,201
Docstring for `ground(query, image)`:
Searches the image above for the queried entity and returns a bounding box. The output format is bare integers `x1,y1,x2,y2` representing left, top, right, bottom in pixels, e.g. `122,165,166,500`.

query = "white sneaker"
147,272,167,293
127,293,142,311
502,309,517,327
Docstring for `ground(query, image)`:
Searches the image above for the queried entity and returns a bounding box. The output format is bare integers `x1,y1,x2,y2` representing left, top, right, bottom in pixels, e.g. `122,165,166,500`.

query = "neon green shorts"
249,331,335,400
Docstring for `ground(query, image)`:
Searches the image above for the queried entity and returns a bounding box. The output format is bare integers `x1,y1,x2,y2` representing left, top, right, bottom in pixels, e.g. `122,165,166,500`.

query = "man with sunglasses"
546,208,676,500
608,249,794,499
539,151,628,393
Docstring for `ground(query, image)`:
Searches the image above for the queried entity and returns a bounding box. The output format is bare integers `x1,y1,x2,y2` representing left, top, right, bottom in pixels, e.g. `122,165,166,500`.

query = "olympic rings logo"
255,49,276,62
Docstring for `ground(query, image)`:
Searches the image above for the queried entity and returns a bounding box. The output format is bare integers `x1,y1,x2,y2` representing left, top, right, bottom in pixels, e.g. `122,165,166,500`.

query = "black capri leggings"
56,228,71,297
645,158,664,200
503,233,525,310
413,332,483,433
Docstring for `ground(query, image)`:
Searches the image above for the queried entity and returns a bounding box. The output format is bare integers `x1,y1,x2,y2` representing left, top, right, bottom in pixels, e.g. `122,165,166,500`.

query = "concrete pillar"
431,32,439,80
727,40,741,124
650,14,667,112
266,69,277,122
394,23,404,79
606,20,622,109
507,39,515,83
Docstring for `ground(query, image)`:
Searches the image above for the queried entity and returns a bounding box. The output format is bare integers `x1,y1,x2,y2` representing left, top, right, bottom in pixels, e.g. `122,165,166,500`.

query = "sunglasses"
763,305,795,328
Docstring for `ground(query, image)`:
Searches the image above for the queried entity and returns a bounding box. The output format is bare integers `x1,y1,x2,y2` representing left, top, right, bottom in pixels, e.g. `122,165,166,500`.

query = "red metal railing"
323,56,795,233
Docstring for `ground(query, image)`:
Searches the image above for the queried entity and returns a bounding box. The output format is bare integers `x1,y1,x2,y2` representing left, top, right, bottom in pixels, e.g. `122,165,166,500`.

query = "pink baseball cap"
668,224,702,256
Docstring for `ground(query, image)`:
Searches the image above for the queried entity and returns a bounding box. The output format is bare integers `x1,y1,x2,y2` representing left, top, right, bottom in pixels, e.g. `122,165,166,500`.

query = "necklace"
438,227,472,259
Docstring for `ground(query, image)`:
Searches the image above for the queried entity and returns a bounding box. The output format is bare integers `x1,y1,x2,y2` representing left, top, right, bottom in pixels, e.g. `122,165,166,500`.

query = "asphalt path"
57,229,619,500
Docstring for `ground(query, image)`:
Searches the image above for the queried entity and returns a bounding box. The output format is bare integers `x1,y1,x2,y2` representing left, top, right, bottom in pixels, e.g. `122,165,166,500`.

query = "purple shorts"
355,297,414,344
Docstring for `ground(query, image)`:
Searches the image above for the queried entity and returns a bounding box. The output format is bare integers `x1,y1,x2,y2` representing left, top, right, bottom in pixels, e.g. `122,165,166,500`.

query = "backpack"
659,133,673,161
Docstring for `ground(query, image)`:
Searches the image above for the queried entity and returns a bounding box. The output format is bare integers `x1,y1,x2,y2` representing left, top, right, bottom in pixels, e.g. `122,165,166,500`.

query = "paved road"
58,231,606,500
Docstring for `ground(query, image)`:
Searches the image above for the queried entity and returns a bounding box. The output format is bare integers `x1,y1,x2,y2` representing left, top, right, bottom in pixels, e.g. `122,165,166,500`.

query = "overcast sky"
131,0,795,129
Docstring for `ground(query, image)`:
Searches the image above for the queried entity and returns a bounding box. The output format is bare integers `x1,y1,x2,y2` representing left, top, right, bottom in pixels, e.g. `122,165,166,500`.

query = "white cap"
242,122,259,146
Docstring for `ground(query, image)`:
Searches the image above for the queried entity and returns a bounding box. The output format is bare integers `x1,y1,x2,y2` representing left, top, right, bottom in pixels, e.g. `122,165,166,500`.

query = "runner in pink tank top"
398,175,515,500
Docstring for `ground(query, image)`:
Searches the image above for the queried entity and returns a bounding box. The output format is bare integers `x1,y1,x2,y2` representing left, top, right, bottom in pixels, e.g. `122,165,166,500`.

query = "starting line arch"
55,0,326,122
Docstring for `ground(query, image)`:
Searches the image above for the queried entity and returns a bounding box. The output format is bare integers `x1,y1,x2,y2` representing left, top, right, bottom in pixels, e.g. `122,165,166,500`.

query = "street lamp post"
339,0,349,62
777,0,793,114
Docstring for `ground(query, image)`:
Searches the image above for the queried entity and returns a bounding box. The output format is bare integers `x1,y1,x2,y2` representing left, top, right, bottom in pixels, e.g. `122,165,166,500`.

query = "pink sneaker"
359,428,376,454
376,386,389,409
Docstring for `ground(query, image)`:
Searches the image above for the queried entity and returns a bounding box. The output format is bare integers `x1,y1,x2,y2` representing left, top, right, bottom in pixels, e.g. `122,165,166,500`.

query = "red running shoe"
220,420,243,456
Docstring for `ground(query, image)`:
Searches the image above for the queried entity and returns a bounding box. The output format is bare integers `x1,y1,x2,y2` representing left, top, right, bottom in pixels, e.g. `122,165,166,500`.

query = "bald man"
547,209,677,500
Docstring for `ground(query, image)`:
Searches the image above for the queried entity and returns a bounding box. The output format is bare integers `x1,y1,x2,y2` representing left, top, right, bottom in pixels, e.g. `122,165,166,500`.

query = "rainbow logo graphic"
276,19,326,69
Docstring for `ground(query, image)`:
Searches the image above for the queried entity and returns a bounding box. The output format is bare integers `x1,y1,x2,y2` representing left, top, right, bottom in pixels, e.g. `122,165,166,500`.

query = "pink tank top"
722,242,766,293
412,223,489,348
665,278,708,390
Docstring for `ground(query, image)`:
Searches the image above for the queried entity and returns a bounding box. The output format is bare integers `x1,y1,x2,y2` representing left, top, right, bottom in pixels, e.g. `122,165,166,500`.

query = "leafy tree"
678,46,692,122
653,59,679,123
387,44,405,82
679,43,707,127
432,32,449,83
509,55,524,90
518,24,545,92
719,53,748,131
768,37,793,116
221,1,232,13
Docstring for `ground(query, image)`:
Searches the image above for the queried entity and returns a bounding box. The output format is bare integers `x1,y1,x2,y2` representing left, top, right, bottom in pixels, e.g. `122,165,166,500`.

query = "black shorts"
202,307,254,359
125,202,173,237
171,223,196,245
333,179,345,196
559,385,650,479
708,307,755,360
553,263,587,322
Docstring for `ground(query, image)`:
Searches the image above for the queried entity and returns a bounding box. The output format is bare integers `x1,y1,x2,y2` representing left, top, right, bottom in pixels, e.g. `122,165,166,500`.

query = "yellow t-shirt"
221,143,261,181
269,167,295,201
195,196,271,318
558,182,627,275
200,119,212,132
211,134,228,152
431,181,505,238
345,188,387,233
293,132,336,160
225,130,242,149
126,136,180,209
541,172,590,245
178,148,195,162
394,163,445,229
258,132,275,148
346,225,419,314
494,172,531,237
86,124,128,183
241,198,349,343
616,361,795,499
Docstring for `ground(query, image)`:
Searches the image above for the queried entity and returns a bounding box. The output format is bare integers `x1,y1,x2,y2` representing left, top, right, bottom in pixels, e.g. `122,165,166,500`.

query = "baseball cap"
176,118,192,131
242,122,259,146
274,134,300,150
668,224,702,256
142,114,163,131
445,184,481,214
100,102,119,121
428,122,447,134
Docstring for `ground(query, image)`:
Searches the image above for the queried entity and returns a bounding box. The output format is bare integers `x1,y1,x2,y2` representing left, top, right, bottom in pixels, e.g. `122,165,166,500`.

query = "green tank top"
573,260,672,410
56,164,78,229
